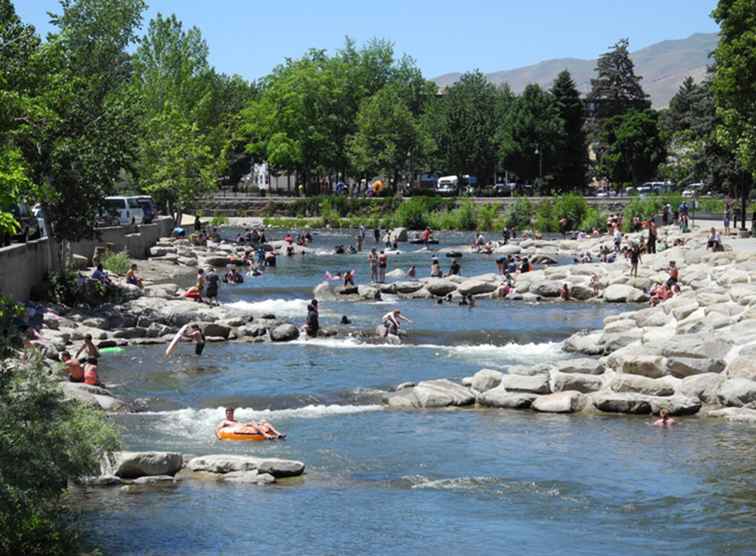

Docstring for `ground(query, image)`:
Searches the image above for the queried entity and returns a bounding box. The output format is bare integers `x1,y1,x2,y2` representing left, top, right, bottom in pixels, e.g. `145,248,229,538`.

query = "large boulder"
550,371,602,394
186,455,305,478
498,374,551,394
478,388,537,409
386,379,474,409
603,284,648,303
470,369,503,393
113,451,183,479
592,392,653,414
457,279,497,297
62,382,127,412
656,335,733,362
203,254,232,267
425,278,458,297
666,357,725,378
618,355,668,379
394,281,424,294
391,227,408,242
725,356,756,380
201,322,231,340
708,407,756,423
555,358,605,375
677,373,725,404
610,374,674,396
569,284,595,301
532,391,585,413
270,324,299,342
717,378,756,407
563,332,604,355
648,395,702,416
494,244,521,256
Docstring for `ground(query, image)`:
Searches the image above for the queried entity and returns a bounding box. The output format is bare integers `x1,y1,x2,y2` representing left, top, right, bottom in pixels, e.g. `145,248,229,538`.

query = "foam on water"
139,404,383,438
288,337,564,365
226,298,311,318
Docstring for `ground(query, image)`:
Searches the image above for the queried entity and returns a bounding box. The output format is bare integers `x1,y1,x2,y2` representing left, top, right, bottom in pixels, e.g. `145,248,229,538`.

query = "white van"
436,175,459,196
104,196,144,225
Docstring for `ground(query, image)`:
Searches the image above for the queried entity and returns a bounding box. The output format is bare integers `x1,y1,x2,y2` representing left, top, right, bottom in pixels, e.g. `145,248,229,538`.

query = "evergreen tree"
550,70,588,191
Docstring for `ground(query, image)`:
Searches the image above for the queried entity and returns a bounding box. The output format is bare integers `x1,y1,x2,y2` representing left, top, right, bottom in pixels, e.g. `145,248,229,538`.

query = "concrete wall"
0,217,176,302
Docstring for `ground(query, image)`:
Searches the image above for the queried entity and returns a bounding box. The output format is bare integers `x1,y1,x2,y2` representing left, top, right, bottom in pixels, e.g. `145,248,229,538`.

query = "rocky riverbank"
83,451,305,489
383,227,756,423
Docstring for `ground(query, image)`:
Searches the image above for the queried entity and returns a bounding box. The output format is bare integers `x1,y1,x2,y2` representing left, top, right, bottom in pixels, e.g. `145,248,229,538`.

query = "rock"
507,364,554,376
563,332,604,355
112,327,148,339
113,451,183,479
494,244,521,256
610,374,675,396
386,379,474,408
70,254,90,270
555,358,605,375
725,356,756,380
132,475,177,485
222,471,277,485
457,279,497,297
677,373,725,404
569,284,595,301
478,388,537,409
61,382,127,412
270,324,299,342
550,371,602,393
391,227,408,242
708,407,756,423
395,382,416,391
717,378,756,407
600,330,644,352
498,374,551,394
201,322,231,339
394,281,424,294
648,395,701,416
186,455,305,478
619,355,668,379
357,285,381,300
666,357,725,378
203,255,232,267
238,324,268,338
603,284,648,303
82,317,108,329
657,335,733,362
530,280,563,298
470,369,503,393
532,391,585,413
425,278,458,297
592,392,652,414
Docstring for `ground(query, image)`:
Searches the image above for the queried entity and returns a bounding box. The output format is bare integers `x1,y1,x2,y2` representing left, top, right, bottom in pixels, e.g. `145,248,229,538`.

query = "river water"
78,231,756,555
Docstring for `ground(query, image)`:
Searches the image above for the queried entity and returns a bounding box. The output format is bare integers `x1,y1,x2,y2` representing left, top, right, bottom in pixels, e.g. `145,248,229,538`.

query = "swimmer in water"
653,408,675,427
217,407,285,439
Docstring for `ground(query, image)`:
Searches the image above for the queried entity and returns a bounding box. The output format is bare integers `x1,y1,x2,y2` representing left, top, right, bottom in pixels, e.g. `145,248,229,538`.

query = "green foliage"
0,295,25,358
0,353,120,555
101,251,130,275
210,215,229,226
622,197,662,231
504,197,533,230
552,193,589,229
597,110,666,186
533,200,557,232
550,71,588,191
579,207,606,232
0,147,34,235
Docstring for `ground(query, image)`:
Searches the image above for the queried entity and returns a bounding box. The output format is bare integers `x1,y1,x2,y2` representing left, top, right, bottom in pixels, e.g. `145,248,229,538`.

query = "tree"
712,0,756,227
550,70,588,191
347,84,420,190
139,105,216,223
444,71,500,185
586,39,650,123
498,84,564,189
597,109,666,186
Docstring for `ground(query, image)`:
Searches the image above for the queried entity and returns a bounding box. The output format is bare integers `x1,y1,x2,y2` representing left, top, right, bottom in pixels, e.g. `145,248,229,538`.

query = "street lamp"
535,145,543,194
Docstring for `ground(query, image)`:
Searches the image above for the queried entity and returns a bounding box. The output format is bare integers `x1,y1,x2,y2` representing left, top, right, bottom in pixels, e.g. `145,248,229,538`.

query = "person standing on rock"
382,309,411,338
373,227,380,244
368,249,378,282
629,243,642,278
205,267,220,305
75,334,100,365
647,219,657,254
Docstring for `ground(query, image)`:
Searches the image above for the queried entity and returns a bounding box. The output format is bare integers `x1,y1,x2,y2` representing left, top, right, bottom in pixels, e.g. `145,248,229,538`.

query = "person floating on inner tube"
217,407,285,439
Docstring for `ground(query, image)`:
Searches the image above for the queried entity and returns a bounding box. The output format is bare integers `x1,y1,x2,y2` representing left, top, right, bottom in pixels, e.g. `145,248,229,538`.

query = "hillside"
433,33,718,107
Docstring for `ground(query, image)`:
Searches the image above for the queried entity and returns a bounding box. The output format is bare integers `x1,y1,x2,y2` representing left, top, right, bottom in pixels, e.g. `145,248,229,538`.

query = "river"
76,230,756,555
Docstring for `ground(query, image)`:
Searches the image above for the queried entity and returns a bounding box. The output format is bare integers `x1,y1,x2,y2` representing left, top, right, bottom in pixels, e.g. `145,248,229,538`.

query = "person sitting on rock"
126,263,143,288
217,407,285,440
83,360,103,387
666,261,679,288
91,264,113,286
707,227,722,251
60,351,84,382
430,258,442,278
560,283,571,301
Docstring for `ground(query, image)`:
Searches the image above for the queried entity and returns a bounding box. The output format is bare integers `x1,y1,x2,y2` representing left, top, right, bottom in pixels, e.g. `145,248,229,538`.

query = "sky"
14,0,720,81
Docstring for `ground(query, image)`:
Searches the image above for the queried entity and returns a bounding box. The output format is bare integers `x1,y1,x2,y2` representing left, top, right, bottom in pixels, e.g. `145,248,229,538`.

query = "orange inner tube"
216,427,266,441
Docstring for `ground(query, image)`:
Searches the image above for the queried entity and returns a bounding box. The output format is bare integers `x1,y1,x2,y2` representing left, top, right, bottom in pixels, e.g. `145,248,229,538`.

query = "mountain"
433,33,718,108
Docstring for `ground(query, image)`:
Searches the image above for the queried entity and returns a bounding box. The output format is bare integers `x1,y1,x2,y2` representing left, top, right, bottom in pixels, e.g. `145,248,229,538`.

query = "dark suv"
0,203,42,246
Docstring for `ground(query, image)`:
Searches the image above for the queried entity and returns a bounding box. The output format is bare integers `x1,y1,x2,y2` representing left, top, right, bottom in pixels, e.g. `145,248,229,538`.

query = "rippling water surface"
78,231,756,555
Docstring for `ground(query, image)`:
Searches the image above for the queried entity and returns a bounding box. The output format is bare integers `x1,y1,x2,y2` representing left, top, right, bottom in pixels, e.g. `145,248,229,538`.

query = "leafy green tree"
498,84,564,189
444,71,500,185
597,109,666,186
139,105,216,222
0,351,120,555
551,70,588,191
347,84,420,190
712,0,756,225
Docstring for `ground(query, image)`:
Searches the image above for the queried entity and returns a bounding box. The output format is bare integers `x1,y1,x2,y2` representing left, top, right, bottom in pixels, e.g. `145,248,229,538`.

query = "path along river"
77,231,756,555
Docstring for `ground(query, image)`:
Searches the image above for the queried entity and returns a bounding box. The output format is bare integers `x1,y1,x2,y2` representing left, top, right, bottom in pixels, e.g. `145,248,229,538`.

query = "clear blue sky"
14,0,719,81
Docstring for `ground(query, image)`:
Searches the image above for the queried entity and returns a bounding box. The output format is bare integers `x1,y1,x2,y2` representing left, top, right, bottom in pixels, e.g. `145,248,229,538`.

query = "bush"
101,251,130,275
579,207,607,232
0,353,120,555
533,200,557,232
476,204,500,232
454,200,477,230
622,197,660,231
210,215,229,226
505,197,533,230
552,193,589,230
392,198,440,230
0,296,25,358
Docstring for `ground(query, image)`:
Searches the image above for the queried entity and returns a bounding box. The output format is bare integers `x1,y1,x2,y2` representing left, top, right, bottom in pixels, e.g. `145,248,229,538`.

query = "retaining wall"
0,217,176,302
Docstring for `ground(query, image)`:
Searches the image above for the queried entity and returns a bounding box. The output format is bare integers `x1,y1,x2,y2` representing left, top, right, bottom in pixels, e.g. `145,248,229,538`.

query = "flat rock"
425,278,458,296
610,374,675,396
531,391,585,413
470,369,503,393
457,279,497,296
618,354,668,379
222,471,277,485
550,371,602,393
498,374,551,394
555,358,605,375
677,373,725,404
592,392,652,414
113,451,183,479
603,284,648,303
270,324,299,342
386,379,475,408
708,407,756,423
666,356,725,378
717,378,756,407
186,455,305,478
478,388,537,409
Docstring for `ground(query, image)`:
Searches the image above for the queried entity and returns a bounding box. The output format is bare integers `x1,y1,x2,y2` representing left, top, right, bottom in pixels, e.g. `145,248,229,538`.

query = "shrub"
552,193,589,230
579,207,607,232
622,197,661,231
102,251,130,275
476,204,500,231
0,353,120,555
392,198,438,230
210,214,229,226
0,295,25,358
454,200,477,230
533,200,557,232
505,197,533,230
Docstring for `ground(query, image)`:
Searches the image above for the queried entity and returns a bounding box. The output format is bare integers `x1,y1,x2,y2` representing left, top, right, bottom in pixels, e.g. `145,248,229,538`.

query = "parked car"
0,202,42,246
104,196,144,225
136,196,158,224
682,182,704,198
494,182,517,196
436,175,459,196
